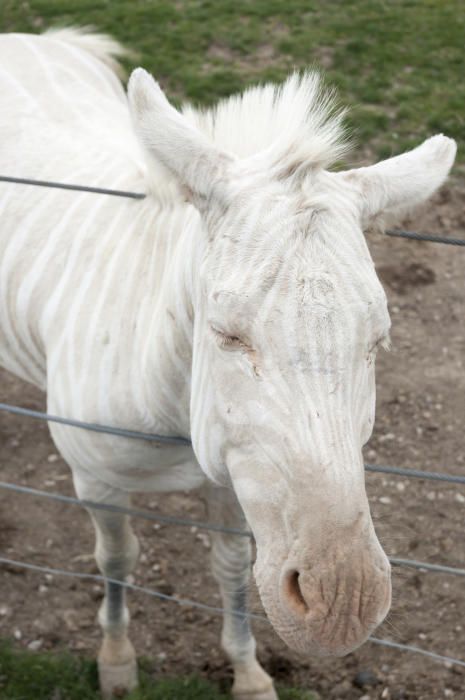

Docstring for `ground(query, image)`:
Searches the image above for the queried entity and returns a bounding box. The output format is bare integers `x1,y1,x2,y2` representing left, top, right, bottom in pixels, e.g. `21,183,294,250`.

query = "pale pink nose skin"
276,553,392,656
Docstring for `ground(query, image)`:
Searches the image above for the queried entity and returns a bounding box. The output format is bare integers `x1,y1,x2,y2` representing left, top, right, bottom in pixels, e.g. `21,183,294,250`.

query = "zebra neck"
138,202,204,439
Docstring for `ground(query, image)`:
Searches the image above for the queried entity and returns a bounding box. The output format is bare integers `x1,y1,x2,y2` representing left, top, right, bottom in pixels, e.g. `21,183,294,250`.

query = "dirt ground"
1,182,464,700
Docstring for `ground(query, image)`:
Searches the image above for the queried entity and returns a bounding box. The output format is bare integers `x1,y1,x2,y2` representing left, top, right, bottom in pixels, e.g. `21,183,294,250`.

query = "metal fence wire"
1,174,464,246
1,174,465,673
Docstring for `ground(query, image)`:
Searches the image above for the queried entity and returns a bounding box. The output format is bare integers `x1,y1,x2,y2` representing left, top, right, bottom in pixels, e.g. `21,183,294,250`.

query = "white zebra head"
129,69,456,656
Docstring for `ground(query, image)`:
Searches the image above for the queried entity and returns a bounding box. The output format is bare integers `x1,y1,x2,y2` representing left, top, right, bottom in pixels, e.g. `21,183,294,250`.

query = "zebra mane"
44,26,132,79
182,71,350,171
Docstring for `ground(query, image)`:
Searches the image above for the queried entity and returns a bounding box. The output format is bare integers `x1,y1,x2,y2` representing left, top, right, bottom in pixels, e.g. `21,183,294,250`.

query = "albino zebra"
0,28,456,700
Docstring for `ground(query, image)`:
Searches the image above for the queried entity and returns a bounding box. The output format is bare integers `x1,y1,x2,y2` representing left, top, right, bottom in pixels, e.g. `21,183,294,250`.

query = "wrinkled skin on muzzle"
256,513,391,656
230,452,391,656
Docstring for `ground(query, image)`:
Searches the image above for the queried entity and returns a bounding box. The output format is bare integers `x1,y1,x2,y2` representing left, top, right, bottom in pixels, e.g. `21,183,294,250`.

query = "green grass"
1,0,465,171
0,641,318,700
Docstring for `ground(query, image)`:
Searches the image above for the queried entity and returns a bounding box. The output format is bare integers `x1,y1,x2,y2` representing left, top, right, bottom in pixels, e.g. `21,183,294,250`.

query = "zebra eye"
210,326,246,350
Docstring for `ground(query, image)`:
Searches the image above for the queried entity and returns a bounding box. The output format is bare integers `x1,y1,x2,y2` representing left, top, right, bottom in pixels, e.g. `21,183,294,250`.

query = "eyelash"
210,326,245,349
212,328,390,358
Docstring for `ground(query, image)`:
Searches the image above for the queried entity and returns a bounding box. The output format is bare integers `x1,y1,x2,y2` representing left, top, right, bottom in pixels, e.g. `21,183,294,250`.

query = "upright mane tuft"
182,71,350,170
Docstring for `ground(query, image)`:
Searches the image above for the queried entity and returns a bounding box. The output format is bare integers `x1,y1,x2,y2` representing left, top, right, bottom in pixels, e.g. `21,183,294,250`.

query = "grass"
1,0,465,171
0,641,318,700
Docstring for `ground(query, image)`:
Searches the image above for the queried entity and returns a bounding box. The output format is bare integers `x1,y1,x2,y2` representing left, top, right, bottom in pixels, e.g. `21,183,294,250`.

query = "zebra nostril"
283,569,308,616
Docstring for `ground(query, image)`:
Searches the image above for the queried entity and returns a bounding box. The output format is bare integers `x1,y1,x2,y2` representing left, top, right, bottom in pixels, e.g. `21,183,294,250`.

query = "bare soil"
1,184,464,700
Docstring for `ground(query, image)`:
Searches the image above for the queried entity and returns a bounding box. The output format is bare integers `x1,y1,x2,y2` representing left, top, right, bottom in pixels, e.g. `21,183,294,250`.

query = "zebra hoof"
232,660,279,700
98,657,138,699
233,686,279,700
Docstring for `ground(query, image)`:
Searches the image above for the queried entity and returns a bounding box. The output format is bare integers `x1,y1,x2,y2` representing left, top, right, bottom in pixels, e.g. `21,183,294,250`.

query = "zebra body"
0,32,200,493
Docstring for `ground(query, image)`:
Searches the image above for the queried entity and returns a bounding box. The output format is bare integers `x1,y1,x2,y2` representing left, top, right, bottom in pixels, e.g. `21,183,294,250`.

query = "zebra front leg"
207,485,278,700
75,477,140,698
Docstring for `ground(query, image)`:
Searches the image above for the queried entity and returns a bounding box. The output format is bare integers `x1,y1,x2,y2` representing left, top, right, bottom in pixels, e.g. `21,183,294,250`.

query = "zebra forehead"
205,207,386,321
209,278,387,326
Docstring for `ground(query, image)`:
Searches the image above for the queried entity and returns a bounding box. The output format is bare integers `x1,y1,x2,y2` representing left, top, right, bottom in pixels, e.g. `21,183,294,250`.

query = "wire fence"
1,401,465,670
1,477,465,578
1,173,464,246
2,555,465,670
1,174,465,674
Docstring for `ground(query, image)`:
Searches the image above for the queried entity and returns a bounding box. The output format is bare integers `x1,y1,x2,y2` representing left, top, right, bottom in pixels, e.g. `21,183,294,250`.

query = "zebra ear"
128,68,234,206
340,135,456,227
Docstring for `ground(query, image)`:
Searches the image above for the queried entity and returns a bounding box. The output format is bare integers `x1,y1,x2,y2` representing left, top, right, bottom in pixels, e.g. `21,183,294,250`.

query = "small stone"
13,629,22,640
63,609,79,632
391,690,407,700
332,679,351,696
92,583,103,600
455,493,465,504
27,639,43,651
0,605,9,616
71,553,94,564
73,640,88,650
353,670,380,689
47,454,59,463
196,533,211,549
396,482,406,492
379,496,391,505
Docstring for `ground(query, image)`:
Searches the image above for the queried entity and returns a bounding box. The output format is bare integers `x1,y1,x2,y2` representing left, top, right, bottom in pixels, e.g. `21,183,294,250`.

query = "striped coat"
0,29,456,698
0,30,200,494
